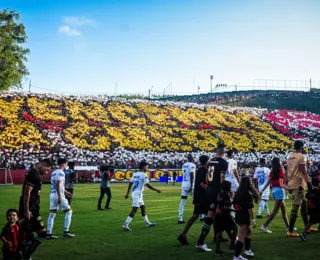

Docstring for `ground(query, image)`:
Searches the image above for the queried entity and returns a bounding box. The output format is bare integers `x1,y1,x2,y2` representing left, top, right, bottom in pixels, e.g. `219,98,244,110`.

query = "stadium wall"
0,169,182,184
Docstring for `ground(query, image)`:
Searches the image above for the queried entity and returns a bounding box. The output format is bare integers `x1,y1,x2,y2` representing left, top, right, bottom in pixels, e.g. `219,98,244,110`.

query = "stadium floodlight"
210,75,214,92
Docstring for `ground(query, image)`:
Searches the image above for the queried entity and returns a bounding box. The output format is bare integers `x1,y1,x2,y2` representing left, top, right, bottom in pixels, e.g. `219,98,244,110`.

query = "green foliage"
0,183,319,260
0,9,30,91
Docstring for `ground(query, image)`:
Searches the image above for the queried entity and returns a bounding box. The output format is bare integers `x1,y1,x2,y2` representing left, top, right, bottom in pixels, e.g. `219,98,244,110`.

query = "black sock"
245,237,251,251
23,235,45,259
197,217,213,245
235,241,243,257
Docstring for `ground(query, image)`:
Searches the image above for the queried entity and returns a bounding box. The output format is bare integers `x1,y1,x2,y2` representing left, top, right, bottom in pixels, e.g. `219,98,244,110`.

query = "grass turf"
0,183,318,260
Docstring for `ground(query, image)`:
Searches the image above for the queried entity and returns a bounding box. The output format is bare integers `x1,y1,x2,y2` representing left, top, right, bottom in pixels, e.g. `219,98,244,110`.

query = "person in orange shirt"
286,141,312,237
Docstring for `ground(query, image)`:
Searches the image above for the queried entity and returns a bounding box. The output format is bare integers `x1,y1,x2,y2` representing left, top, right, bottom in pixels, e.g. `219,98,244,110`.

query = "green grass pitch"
0,183,318,260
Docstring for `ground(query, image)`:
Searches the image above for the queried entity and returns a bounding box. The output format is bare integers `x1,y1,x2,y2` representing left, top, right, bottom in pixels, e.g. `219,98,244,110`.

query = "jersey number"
51,179,56,191
208,166,215,182
183,170,187,182
258,176,265,185
132,181,139,192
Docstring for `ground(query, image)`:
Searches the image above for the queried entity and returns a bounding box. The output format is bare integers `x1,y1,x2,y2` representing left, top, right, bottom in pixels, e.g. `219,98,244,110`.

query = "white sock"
257,200,266,216
264,201,270,215
47,213,56,235
143,215,150,224
124,216,133,226
178,199,187,221
64,210,73,232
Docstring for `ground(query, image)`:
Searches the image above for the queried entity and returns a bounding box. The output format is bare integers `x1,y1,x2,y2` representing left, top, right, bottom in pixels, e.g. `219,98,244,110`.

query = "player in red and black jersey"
1,209,22,260
233,177,258,260
177,155,210,245
215,181,237,256
195,143,228,252
18,159,51,260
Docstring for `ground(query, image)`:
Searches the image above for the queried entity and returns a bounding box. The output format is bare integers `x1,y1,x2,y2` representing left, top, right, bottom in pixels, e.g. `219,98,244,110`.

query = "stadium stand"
0,92,319,170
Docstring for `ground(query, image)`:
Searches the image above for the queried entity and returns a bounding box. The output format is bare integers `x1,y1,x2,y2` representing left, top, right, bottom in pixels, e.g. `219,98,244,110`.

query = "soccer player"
177,155,209,245
226,149,240,198
47,158,75,239
97,165,112,210
19,158,51,260
178,154,196,224
122,161,161,231
64,161,75,205
254,158,271,218
286,141,312,237
215,181,238,256
195,143,228,252
1,209,21,260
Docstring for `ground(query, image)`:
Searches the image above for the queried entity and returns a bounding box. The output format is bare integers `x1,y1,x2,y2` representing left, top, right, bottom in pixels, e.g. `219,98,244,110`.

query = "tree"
0,9,30,91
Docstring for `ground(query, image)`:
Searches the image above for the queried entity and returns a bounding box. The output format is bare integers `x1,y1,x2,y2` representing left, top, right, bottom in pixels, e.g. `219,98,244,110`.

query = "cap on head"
58,158,68,166
139,160,149,170
294,140,304,150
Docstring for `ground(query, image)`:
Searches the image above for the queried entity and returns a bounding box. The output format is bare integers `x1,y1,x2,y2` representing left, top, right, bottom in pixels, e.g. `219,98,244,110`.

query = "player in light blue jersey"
254,158,271,219
47,158,75,239
178,154,196,224
122,161,161,231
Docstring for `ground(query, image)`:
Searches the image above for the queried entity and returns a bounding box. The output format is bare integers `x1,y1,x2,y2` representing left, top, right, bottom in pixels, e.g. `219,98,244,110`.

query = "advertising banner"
112,169,182,182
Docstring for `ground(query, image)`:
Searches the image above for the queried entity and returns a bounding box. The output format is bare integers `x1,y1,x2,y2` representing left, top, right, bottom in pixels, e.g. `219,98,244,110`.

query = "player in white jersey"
47,158,75,239
122,161,161,231
178,154,196,224
254,158,271,218
225,150,240,196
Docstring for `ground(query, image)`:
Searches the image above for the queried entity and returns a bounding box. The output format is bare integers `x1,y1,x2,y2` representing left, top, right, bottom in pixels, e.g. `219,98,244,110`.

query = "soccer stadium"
1,1,320,260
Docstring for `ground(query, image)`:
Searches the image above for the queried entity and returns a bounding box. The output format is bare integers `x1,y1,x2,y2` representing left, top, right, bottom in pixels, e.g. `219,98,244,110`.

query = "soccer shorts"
207,191,219,212
235,209,251,226
260,189,270,200
215,215,237,232
132,195,144,208
23,215,46,232
193,203,209,215
49,194,71,211
226,174,239,193
181,189,192,197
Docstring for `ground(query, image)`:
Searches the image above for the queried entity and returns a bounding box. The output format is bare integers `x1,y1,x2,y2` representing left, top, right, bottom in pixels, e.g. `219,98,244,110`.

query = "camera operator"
97,165,112,211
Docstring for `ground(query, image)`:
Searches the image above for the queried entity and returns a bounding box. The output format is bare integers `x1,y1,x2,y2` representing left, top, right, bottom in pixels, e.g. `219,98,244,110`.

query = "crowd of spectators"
0,91,319,170
154,90,320,104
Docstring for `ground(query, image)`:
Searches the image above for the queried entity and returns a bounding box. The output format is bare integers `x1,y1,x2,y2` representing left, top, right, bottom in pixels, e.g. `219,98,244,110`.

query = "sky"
1,0,320,95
